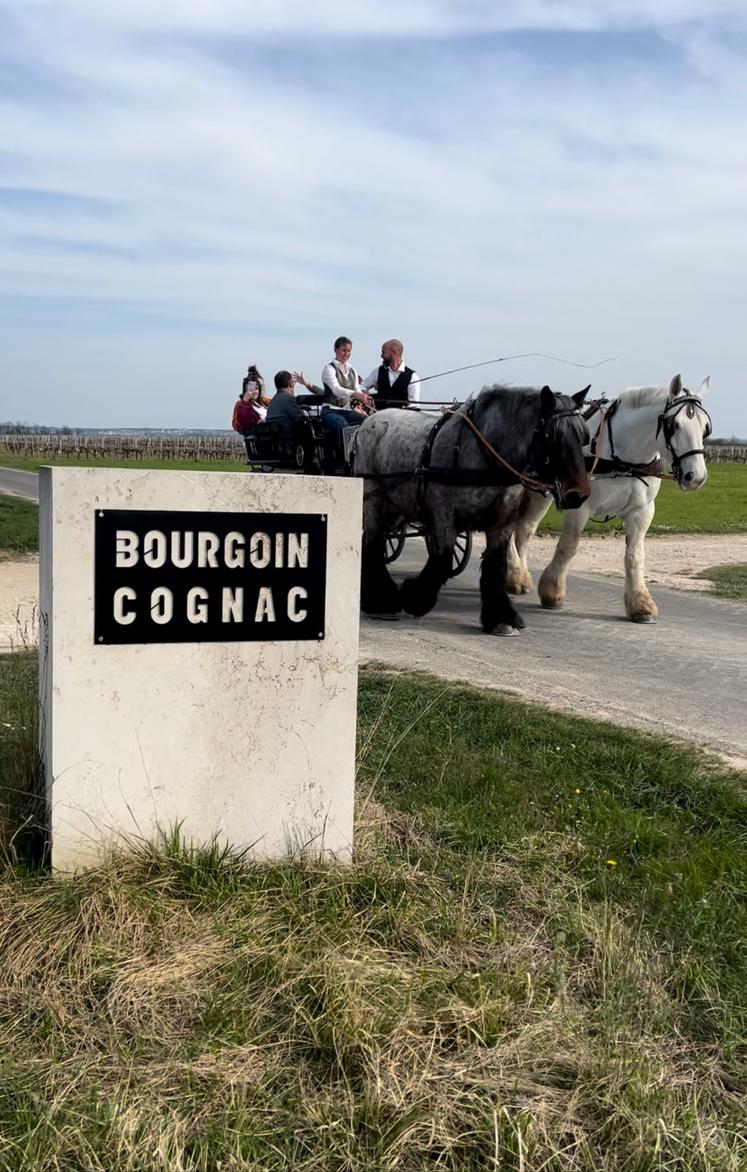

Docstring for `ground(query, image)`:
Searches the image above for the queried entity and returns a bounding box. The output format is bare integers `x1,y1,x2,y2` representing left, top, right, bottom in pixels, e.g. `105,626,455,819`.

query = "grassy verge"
0,455,248,473
0,649,41,852
697,563,747,600
0,496,38,556
3,460,745,538
0,659,745,1170
538,462,747,534
0,461,247,556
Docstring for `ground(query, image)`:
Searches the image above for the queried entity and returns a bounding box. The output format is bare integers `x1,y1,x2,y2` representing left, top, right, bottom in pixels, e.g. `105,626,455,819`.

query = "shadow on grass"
0,647,47,867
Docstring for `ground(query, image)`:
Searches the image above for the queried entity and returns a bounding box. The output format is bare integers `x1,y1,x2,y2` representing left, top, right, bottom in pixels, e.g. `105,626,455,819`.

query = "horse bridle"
656,394,712,482
525,403,591,497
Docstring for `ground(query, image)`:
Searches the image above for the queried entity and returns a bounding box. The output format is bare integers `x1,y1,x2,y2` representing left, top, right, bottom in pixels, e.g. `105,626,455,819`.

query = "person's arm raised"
293,371,324,396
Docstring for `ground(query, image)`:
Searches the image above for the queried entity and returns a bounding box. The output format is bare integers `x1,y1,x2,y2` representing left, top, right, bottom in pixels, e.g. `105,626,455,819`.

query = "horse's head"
657,374,711,490
531,385,592,509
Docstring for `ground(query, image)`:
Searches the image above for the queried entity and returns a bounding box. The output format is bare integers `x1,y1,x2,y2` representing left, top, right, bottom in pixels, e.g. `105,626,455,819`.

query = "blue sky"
1,0,746,433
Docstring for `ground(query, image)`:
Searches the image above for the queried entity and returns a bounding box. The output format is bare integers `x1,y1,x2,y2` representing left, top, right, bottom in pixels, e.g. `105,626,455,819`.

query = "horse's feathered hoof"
491,623,520,637
400,578,437,617
630,612,657,624
361,584,402,616
540,597,563,610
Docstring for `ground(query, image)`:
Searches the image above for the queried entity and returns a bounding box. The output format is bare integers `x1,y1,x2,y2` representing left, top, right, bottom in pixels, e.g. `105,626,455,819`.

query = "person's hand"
292,371,310,389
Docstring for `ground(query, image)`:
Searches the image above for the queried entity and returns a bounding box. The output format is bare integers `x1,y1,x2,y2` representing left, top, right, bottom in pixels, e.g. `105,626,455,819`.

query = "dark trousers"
320,407,364,433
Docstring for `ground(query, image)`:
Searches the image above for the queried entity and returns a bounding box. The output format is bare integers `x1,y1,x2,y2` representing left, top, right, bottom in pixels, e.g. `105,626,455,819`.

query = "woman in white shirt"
321,337,374,413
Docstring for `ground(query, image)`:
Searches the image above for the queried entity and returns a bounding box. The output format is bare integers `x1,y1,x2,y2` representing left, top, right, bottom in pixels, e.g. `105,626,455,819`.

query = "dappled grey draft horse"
506,374,712,622
352,384,592,635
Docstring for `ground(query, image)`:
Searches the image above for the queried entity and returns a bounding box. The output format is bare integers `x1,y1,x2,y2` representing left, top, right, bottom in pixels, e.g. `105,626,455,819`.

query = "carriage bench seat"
243,418,340,474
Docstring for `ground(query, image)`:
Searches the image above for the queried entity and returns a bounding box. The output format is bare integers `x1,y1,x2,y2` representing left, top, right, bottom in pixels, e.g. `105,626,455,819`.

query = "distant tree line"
0,420,745,444
0,422,77,435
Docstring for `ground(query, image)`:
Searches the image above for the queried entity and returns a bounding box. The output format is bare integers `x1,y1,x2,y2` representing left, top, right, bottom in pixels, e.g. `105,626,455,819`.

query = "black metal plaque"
94,510,327,645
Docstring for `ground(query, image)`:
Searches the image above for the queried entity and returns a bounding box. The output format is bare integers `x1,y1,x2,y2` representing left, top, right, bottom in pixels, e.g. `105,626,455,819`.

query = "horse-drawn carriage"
241,374,712,633
241,396,474,581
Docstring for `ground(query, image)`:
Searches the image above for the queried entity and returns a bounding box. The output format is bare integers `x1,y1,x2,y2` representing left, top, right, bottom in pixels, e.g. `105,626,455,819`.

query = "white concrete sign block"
39,468,362,871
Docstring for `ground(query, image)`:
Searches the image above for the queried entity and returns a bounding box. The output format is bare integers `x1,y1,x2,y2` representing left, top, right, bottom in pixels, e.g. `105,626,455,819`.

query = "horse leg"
360,499,402,616
506,490,553,594
537,502,592,609
400,530,454,617
481,523,526,635
623,499,658,623
360,537,403,615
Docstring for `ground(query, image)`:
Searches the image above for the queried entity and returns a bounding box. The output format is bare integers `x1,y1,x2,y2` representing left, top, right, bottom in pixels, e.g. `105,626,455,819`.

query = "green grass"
697,563,747,600
538,462,747,534
0,454,248,473
0,496,38,556
0,460,248,555
3,459,746,541
1,658,745,1170
0,650,41,851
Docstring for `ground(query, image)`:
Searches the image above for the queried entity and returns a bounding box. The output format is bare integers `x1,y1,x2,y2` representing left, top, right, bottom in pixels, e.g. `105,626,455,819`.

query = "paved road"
361,543,747,763
0,467,39,501
3,468,744,760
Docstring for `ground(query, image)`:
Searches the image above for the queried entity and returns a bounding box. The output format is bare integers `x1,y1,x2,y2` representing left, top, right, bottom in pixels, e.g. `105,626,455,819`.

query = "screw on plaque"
99,511,104,517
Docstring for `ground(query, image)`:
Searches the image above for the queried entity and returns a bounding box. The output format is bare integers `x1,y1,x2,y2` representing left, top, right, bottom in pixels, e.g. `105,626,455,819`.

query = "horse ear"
669,374,683,397
696,375,711,396
540,385,555,415
572,384,591,407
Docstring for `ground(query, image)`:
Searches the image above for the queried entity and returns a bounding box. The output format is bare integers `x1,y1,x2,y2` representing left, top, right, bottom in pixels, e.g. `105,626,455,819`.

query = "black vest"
377,365,414,404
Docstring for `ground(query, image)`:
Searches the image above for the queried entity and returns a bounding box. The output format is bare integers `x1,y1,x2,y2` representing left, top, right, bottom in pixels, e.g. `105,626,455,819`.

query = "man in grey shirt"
266,370,307,442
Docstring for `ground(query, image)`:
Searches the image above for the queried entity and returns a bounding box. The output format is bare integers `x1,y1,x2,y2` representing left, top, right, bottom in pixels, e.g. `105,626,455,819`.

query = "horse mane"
615,385,670,411
469,384,542,418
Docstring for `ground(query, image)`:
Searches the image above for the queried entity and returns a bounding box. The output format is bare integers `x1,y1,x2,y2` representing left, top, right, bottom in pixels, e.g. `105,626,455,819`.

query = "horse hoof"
491,623,520,637
629,612,657,624
540,598,563,610
400,580,436,618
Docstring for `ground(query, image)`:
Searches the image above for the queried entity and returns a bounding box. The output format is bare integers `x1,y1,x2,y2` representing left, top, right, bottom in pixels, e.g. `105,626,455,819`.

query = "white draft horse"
353,383,592,635
506,374,712,622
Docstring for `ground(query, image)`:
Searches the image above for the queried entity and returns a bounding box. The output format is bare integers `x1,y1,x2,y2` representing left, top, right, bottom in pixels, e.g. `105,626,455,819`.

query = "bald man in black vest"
361,339,421,406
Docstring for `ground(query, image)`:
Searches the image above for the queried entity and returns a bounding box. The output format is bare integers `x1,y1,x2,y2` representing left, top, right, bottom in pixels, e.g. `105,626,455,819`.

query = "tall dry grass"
0,663,744,1170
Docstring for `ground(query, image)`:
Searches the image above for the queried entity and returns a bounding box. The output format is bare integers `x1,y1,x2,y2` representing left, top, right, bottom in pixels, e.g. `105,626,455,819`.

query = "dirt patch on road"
0,555,38,650
1,534,746,650
526,531,747,593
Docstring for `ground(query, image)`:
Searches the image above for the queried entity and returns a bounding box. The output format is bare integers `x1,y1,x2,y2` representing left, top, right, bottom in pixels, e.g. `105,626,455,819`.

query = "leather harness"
586,392,712,484
361,398,588,508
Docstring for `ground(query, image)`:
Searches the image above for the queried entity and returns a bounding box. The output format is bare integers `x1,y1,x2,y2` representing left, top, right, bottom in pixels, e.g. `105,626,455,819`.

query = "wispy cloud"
0,0,745,430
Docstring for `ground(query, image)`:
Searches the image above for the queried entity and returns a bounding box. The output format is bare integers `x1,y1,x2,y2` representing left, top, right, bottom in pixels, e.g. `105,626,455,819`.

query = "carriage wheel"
426,531,473,578
383,529,406,564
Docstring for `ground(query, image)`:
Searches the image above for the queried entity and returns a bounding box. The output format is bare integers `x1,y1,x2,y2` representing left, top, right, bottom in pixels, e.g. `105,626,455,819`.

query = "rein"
360,398,584,502
443,409,556,492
